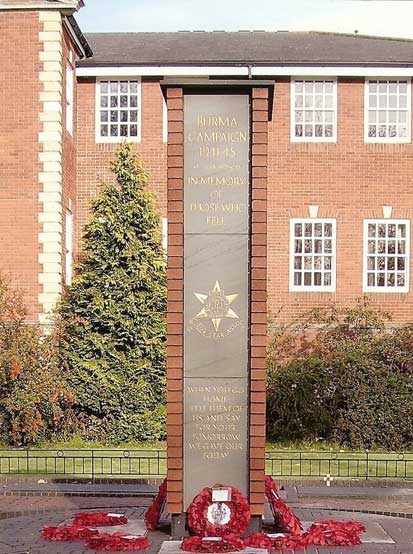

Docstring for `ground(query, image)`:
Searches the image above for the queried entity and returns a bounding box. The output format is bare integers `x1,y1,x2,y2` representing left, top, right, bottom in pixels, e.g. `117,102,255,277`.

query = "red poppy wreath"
187,484,250,538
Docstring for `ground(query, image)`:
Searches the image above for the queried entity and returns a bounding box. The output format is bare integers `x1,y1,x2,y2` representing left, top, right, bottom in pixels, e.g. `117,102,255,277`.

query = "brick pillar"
249,87,269,517
166,87,184,516
166,85,269,523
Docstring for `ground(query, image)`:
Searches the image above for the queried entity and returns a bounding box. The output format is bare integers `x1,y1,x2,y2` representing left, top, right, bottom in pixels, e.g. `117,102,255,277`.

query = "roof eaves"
66,15,93,58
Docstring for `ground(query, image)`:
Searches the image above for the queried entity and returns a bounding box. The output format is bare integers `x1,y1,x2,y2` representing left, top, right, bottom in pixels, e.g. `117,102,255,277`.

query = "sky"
77,0,413,39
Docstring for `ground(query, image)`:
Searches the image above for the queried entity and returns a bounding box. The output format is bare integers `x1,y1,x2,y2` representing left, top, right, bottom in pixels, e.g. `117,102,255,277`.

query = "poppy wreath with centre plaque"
187,484,250,538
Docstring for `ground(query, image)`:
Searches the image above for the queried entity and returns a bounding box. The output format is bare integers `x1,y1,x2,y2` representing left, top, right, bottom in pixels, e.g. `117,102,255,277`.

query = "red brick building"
2,0,413,324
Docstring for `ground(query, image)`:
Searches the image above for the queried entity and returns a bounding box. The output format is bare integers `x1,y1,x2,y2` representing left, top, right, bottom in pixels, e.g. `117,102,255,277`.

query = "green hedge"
267,301,413,450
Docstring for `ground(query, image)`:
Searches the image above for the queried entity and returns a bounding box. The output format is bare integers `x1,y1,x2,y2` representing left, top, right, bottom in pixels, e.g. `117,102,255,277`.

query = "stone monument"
164,81,272,537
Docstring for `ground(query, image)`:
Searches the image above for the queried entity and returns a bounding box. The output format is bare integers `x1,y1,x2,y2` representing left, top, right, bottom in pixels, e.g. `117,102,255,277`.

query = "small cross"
324,473,333,487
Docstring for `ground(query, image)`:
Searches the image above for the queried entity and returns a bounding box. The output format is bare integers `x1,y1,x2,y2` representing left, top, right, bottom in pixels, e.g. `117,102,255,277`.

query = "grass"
1,441,413,480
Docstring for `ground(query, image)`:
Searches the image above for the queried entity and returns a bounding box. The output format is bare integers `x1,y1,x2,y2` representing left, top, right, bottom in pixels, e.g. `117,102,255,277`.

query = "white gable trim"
77,65,413,79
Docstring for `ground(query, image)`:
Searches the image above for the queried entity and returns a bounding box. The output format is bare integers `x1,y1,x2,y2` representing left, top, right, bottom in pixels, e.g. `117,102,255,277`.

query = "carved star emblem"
193,281,239,332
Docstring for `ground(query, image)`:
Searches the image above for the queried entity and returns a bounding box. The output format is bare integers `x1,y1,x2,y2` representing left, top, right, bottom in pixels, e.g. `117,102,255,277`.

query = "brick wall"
76,77,413,325
0,10,42,322
76,78,167,246
268,78,413,324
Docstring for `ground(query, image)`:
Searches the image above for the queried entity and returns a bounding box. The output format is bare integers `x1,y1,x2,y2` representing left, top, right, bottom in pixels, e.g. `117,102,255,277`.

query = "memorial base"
171,513,187,540
246,515,262,535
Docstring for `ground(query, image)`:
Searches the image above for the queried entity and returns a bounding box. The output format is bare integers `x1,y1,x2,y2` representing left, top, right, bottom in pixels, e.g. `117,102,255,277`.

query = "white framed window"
65,209,74,286
364,79,411,143
363,219,410,293
291,78,337,142
66,62,74,135
96,78,141,143
290,218,336,292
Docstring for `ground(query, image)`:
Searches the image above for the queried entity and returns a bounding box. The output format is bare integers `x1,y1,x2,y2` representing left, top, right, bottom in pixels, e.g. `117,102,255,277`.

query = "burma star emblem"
193,281,239,332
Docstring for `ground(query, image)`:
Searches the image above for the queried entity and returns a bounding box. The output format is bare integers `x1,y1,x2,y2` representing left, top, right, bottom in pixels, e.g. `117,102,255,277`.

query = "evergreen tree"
59,144,167,443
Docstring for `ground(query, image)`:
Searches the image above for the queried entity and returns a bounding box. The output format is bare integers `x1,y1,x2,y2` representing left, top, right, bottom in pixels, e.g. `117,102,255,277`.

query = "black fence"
0,449,166,480
265,450,413,480
1,449,413,481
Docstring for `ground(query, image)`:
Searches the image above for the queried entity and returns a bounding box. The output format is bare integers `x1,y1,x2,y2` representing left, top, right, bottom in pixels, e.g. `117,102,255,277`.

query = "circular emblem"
207,503,231,526
187,484,250,537
204,291,230,320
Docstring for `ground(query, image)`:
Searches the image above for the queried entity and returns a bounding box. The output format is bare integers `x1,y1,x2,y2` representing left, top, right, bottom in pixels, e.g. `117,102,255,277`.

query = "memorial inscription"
183,94,251,507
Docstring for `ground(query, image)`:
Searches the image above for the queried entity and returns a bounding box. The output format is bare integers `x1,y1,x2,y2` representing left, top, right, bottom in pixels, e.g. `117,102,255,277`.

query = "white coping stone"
40,91,62,102
39,141,62,153
40,113,62,125
39,171,62,183
41,160,63,173
39,32,62,43
39,70,63,82
42,20,62,32
40,50,63,62
39,11,62,22
39,129,63,143
42,41,63,53
38,212,62,224
159,541,267,554
39,252,62,264
42,283,62,294
41,242,62,254
40,202,63,215
39,150,62,162
38,231,62,244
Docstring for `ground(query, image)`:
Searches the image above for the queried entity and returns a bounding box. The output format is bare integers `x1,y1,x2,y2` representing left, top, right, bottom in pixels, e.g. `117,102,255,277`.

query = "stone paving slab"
0,508,412,554
293,485,413,498
160,541,267,554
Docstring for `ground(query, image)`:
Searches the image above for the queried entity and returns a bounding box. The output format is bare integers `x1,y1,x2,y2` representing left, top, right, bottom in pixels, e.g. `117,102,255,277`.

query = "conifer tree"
59,144,167,443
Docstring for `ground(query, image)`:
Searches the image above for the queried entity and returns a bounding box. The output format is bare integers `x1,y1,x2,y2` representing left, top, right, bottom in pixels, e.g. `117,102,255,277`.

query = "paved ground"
2,480,413,553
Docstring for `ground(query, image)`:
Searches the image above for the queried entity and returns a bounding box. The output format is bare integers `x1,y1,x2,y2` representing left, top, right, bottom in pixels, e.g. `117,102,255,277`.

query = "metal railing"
266,450,413,480
1,449,413,480
0,449,166,480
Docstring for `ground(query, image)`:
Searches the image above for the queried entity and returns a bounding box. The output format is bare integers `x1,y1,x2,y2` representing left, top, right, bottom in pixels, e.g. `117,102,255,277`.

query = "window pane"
293,80,336,141
366,80,410,141
98,80,140,140
364,220,409,290
291,219,335,289
295,223,302,236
